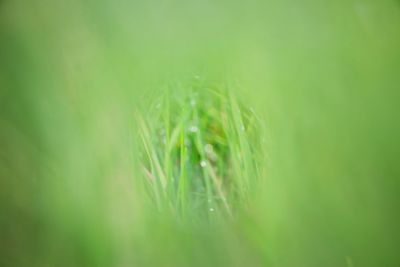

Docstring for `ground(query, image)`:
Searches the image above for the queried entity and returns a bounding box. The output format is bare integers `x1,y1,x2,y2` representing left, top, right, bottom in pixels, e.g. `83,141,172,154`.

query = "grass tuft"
137,81,265,220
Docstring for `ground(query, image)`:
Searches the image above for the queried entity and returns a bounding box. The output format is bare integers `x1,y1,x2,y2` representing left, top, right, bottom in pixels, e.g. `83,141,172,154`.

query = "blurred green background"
1,0,400,266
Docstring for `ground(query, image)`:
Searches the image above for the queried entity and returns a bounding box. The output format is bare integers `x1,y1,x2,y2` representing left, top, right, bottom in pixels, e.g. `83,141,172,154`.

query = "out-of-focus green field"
1,0,400,266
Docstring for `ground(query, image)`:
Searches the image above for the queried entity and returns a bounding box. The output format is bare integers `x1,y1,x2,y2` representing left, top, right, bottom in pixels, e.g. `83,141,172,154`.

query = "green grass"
1,0,400,267
137,81,264,219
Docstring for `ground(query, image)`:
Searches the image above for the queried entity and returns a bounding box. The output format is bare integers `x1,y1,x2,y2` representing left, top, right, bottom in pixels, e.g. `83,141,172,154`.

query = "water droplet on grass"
189,126,198,133
200,160,207,168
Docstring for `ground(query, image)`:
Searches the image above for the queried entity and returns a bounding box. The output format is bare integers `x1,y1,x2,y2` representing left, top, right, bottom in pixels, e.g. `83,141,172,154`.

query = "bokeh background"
1,0,399,266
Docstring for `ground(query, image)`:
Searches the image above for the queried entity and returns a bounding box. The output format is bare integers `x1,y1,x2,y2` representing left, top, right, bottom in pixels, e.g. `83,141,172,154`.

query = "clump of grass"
136,81,264,220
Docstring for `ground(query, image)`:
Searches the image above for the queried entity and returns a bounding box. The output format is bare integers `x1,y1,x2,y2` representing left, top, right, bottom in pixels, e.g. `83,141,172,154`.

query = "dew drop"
200,160,207,168
189,126,198,133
